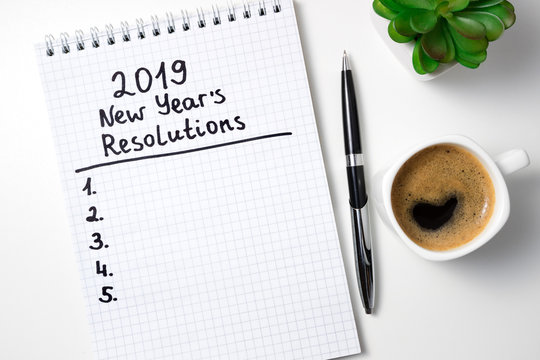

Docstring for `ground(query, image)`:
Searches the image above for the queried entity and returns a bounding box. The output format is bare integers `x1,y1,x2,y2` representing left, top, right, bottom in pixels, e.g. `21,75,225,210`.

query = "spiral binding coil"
44,0,282,56
166,12,176,33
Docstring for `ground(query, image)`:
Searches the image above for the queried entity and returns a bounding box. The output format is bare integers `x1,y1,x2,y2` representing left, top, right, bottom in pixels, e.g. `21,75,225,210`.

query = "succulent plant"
373,0,516,74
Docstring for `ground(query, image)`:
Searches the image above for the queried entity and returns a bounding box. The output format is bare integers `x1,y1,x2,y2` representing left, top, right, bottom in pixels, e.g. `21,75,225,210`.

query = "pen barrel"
347,165,368,209
351,206,375,313
341,70,362,155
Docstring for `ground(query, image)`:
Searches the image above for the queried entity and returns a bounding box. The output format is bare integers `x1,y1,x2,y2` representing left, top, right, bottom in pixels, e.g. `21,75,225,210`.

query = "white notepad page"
36,0,360,358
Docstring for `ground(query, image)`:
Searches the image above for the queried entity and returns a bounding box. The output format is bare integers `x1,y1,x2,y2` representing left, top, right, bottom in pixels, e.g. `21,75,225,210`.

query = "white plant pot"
370,9,457,81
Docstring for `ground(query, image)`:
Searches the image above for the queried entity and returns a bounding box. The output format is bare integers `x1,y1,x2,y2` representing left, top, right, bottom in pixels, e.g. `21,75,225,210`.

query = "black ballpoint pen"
341,51,374,314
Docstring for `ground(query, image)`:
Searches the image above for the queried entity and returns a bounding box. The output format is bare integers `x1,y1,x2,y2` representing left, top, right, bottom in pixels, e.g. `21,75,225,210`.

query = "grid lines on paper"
35,0,360,359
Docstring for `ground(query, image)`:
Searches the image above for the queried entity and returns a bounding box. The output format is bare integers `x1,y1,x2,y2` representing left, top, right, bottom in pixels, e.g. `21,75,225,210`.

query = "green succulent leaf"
394,11,418,36
413,39,439,74
422,54,440,72
435,1,450,14
483,3,516,28
448,23,488,53
457,11,504,41
457,49,488,64
380,0,409,11
421,21,447,60
501,1,515,12
455,54,481,68
388,19,415,42
446,0,470,12
394,0,438,10
446,14,487,39
412,40,428,74
440,23,456,62
374,0,399,20
410,10,438,33
467,0,504,8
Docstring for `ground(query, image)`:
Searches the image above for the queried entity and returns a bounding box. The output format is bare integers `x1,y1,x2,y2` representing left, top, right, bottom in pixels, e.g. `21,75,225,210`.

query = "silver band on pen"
346,153,364,167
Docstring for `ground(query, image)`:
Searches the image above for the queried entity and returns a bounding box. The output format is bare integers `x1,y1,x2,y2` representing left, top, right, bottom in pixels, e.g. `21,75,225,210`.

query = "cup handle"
494,149,530,176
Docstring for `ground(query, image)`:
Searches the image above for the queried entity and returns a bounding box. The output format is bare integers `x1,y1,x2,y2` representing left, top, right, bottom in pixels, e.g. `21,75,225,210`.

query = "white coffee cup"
373,135,530,261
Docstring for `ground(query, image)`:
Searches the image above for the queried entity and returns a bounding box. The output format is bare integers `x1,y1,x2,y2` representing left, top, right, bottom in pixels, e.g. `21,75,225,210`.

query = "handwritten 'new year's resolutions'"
78,60,293,304
75,59,292,173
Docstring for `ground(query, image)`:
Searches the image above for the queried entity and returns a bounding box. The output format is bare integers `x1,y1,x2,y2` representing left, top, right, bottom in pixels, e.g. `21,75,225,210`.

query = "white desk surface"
1,0,539,359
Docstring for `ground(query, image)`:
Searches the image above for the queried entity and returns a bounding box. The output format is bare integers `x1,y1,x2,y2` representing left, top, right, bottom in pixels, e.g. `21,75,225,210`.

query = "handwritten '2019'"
112,60,187,98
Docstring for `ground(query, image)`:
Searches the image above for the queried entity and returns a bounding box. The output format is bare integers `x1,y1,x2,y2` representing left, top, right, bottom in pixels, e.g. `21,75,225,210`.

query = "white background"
1,0,539,359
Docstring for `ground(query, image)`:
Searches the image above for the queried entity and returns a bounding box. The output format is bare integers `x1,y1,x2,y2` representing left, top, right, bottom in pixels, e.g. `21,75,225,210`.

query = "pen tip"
365,308,372,315
342,51,350,71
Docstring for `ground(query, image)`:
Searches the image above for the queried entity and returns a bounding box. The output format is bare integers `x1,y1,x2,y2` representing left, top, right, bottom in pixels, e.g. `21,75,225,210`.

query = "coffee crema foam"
391,144,495,251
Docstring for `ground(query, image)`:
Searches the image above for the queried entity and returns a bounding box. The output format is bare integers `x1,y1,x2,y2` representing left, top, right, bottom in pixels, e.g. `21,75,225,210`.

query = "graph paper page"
36,1,360,358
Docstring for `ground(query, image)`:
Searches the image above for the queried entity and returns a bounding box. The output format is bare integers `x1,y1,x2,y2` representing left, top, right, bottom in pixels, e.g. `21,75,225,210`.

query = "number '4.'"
96,260,112,277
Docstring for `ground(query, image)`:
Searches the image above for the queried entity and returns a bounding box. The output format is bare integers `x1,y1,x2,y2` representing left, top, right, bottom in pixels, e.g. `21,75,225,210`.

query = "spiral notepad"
36,0,360,358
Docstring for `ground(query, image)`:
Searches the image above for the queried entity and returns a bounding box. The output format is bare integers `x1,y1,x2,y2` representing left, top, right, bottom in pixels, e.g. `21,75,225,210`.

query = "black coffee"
391,144,495,251
412,196,458,230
